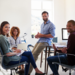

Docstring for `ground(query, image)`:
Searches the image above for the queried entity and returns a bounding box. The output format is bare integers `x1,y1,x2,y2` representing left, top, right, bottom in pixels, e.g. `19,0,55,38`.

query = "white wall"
66,0,75,22
54,0,75,44
54,0,66,43
0,0,75,45
0,0,31,44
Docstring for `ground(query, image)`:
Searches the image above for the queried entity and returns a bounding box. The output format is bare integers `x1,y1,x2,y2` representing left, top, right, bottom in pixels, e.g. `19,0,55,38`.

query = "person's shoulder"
18,37,21,40
18,36,21,39
69,32,75,39
8,36,12,39
70,32,75,36
0,35,5,40
48,21,55,28
49,21,54,25
41,23,44,26
0,35,5,38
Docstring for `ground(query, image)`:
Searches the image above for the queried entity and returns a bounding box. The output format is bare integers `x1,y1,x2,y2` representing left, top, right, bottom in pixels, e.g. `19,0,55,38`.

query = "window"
31,0,54,35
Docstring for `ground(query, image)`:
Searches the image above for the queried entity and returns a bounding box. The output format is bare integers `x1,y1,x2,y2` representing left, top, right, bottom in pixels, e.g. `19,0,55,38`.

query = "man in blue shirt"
28,11,55,75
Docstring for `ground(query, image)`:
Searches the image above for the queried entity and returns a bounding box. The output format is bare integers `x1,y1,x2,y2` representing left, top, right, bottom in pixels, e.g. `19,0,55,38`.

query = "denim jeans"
7,51,37,75
47,54,68,75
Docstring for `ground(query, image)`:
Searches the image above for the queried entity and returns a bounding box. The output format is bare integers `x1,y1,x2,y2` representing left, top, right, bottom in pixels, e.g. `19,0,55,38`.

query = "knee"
28,51,32,56
47,57,53,63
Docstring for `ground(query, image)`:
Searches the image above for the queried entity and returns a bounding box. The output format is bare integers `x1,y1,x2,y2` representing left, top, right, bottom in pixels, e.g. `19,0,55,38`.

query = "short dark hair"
67,20,75,26
42,11,49,15
0,21,10,37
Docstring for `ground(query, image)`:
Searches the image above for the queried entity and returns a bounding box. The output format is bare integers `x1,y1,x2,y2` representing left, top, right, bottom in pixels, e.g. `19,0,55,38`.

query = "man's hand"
35,32,43,38
53,44,57,51
61,48,67,53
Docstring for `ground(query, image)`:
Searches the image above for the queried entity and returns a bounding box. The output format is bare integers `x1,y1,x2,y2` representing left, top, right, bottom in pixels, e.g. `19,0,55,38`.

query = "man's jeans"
47,54,68,75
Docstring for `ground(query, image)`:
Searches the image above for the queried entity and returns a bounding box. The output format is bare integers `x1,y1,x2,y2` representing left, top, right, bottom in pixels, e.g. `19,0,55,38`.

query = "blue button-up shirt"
37,20,55,45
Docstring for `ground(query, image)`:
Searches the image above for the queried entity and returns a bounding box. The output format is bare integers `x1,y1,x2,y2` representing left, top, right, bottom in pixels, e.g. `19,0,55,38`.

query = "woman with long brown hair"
0,21,45,75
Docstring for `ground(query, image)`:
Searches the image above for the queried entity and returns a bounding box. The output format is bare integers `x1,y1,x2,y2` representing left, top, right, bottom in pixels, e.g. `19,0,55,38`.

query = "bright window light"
31,0,54,35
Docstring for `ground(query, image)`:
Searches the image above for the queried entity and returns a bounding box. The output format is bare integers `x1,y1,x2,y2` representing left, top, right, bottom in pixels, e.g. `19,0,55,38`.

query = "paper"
17,49,25,56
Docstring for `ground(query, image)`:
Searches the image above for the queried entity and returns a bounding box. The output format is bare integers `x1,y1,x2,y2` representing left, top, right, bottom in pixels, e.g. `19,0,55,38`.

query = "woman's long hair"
0,21,9,37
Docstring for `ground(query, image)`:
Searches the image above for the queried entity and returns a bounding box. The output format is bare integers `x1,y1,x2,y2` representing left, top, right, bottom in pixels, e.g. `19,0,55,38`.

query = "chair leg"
44,47,47,74
47,47,51,74
69,70,71,75
69,73,71,75
10,69,12,75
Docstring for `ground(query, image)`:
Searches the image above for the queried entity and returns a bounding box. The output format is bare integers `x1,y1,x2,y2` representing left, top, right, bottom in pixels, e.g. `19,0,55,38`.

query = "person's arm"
43,34,53,38
35,23,55,38
53,44,67,53
35,33,53,38
0,36,21,56
6,49,21,56
67,34,75,54
46,23,55,38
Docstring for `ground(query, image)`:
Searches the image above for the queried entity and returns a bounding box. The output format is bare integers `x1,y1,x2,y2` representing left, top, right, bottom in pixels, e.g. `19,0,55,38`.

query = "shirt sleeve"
19,37,21,44
49,23,56,37
0,36,10,54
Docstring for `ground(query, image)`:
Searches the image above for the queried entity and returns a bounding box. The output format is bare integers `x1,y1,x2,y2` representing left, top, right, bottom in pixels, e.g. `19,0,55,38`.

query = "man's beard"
43,19,48,22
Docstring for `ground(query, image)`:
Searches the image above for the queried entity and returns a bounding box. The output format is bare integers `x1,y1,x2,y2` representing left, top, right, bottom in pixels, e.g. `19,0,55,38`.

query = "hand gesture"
53,44,57,51
61,48,67,53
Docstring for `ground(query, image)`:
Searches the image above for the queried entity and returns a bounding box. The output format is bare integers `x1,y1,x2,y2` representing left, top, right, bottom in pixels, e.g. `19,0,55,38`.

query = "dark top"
57,32,75,65
67,32,75,65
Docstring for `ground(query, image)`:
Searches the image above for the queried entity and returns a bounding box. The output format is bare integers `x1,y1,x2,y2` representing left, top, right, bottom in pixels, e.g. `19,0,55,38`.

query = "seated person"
0,21,45,75
8,26,21,50
8,26,24,72
47,20,75,75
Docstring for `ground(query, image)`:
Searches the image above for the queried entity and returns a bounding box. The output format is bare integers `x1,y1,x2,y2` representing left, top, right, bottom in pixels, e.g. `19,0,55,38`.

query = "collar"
46,20,50,24
43,20,50,25
12,36,18,41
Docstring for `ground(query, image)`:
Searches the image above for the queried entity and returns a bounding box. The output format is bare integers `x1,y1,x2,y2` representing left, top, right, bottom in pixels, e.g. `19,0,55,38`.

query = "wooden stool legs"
40,51,43,68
